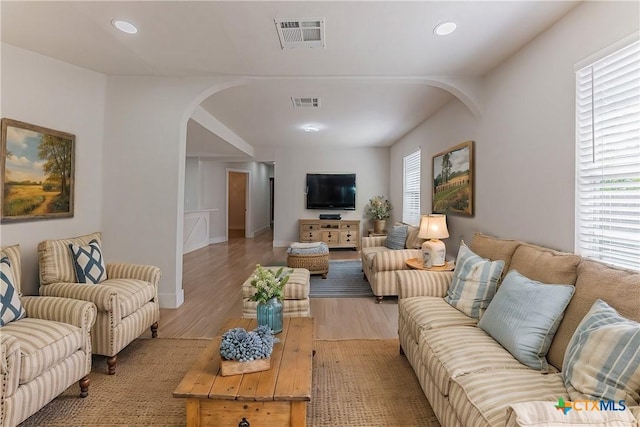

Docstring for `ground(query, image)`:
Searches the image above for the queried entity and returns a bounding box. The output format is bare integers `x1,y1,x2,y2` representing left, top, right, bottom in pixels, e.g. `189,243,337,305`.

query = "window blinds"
403,149,421,226
576,39,640,271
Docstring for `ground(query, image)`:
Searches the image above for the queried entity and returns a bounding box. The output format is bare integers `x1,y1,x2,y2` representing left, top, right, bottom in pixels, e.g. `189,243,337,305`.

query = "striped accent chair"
1,244,97,427
38,232,161,375
361,223,424,303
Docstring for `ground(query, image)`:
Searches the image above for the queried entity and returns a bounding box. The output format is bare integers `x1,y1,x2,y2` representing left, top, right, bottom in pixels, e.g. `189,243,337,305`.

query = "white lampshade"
418,214,449,267
418,214,449,240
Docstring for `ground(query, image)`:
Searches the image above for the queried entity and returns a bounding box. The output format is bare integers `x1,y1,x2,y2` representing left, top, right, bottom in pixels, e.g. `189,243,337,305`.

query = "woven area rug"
309,260,374,298
20,338,438,426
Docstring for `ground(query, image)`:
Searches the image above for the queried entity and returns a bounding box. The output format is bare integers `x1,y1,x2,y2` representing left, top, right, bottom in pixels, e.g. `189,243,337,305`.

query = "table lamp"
418,214,449,267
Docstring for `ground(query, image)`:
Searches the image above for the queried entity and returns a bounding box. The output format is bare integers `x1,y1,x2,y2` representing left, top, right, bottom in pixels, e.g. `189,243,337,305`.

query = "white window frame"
402,149,421,226
575,37,640,271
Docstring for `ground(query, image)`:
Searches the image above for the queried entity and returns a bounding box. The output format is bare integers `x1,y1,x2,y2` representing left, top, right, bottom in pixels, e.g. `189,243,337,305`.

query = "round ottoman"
287,242,329,279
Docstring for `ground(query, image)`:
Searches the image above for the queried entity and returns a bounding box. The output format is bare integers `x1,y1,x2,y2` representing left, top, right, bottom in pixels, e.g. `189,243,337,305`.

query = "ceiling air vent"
291,97,321,108
275,18,325,49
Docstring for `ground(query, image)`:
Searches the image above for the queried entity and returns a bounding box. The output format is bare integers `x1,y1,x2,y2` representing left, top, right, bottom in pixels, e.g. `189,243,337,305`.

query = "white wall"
186,158,272,242
184,157,199,211
273,146,390,246
390,1,640,257
0,44,107,295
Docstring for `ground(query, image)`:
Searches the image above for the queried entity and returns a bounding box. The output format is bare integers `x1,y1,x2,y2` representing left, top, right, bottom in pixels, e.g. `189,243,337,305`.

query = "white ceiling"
1,1,579,158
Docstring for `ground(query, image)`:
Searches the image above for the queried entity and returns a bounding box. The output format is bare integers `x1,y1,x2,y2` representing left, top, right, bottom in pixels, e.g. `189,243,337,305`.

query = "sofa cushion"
449,370,568,427
469,233,520,279
399,297,477,345
68,239,107,284
1,317,83,383
478,270,574,372
548,259,640,371
419,326,530,397
508,243,580,287
361,246,389,270
444,243,505,319
506,401,638,427
102,279,156,319
39,232,103,285
405,224,425,249
385,225,408,250
563,299,640,405
1,256,26,326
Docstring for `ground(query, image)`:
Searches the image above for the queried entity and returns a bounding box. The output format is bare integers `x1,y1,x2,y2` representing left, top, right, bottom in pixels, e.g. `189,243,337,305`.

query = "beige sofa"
1,245,97,427
397,233,640,426
361,224,424,302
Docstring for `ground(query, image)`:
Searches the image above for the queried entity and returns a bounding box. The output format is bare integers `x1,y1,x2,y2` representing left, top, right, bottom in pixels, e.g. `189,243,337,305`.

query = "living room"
1,1,639,426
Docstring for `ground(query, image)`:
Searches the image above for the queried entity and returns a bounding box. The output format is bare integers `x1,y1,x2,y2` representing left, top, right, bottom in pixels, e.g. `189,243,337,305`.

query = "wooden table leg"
186,398,201,427
291,401,307,427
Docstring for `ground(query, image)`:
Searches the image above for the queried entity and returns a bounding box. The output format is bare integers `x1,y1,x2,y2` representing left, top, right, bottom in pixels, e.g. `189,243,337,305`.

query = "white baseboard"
159,289,184,308
273,240,293,248
209,236,227,244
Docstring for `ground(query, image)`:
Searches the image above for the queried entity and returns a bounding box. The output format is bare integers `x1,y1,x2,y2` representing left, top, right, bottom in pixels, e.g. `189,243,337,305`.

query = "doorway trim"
226,168,252,240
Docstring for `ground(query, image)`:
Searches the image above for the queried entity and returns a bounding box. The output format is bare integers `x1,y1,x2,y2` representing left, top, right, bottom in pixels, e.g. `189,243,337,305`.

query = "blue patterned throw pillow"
68,239,107,284
385,225,408,250
444,243,504,319
563,299,640,404
1,256,26,326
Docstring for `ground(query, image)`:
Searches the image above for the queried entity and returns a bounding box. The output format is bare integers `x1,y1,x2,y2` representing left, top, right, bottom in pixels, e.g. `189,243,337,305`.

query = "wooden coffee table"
173,317,314,427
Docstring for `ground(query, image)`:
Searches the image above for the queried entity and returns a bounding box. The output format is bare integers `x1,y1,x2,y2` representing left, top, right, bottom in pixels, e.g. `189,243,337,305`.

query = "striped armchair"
38,232,161,375
361,233,423,303
1,244,97,427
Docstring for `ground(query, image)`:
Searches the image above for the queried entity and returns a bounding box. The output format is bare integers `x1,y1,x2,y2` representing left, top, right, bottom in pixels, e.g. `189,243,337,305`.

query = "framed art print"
1,118,75,222
432,140,474,216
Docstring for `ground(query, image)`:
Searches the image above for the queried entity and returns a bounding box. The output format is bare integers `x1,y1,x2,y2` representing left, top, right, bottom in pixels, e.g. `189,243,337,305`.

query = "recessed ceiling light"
434,22,457,36
112,19,138,34
303,125,320,133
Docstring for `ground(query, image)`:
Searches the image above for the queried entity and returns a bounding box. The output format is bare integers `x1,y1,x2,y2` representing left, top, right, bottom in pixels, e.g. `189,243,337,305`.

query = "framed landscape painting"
432,141,474,216
1,119,75,222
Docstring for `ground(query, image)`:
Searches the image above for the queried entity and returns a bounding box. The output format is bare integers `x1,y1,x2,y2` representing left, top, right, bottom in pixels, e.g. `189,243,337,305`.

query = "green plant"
365,196,392,220
249,265,292,303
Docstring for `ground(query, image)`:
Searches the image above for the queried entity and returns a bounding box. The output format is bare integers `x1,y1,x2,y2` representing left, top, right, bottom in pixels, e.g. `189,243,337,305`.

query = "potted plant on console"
249,265,292,334
366,195,392,233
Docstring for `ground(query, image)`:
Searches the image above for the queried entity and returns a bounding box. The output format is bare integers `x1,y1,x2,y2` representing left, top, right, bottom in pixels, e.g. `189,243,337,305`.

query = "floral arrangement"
249,265,292,303
365,196,392,220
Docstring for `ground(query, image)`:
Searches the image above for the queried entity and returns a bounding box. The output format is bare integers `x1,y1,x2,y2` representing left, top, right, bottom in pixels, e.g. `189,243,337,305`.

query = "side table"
405,258,455,271
368,229,388,237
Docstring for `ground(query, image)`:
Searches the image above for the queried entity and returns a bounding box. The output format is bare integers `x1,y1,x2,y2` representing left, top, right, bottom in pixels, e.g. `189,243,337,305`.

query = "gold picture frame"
1,118,75,222
432,140,474,216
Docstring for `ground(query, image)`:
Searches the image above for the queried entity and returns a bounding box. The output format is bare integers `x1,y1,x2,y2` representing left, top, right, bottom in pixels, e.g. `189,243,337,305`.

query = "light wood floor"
159,230,399,340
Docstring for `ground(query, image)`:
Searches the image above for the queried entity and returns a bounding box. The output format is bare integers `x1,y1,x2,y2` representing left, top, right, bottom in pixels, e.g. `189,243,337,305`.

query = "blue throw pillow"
384,225,408,250
563,299,640,403
444,243,505,319
1,256,26,326
68,239,107,284
478,270,575,372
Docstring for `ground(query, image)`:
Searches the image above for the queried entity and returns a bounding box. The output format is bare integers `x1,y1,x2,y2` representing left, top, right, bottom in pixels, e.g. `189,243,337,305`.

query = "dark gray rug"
309,260,374,298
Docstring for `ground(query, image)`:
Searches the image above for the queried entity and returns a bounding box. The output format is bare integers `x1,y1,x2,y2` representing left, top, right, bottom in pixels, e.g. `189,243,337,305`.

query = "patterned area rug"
20,338,438,426
309,260,374,298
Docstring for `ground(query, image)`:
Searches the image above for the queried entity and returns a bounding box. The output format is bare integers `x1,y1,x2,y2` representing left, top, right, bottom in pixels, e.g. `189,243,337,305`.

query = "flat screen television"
306,173,356,210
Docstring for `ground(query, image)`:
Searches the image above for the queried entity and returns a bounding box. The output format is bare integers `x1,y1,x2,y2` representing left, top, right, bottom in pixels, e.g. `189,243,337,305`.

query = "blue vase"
257,297,283,334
